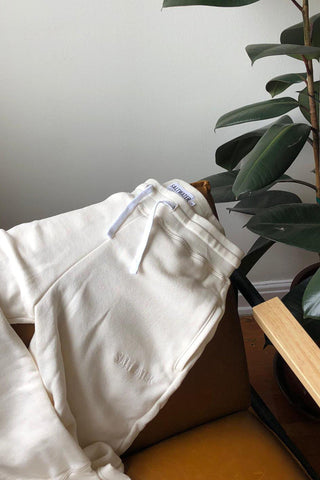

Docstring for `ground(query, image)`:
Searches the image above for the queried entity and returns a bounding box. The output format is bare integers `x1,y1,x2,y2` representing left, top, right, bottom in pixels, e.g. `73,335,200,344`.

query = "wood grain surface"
252,297,320,409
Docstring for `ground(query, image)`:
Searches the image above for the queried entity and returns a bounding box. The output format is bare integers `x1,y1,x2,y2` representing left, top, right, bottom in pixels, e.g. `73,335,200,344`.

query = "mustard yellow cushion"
123,410,309,480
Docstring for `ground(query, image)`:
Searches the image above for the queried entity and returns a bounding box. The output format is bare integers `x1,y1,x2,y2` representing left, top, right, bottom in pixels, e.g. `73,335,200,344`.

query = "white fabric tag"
166,182,196,206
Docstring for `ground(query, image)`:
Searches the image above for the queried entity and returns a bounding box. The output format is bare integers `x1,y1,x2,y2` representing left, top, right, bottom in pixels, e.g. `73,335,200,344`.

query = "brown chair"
121,180,320,480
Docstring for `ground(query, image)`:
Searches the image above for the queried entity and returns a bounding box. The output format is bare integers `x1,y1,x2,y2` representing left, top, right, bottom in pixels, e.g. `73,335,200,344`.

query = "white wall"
0,0,318,284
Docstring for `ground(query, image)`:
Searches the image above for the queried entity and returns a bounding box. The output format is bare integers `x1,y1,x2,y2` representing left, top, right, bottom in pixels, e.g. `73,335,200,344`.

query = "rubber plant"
162,0,320,341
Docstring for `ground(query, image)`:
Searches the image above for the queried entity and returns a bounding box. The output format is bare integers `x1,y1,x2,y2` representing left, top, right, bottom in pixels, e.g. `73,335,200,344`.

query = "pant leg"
0,306,130,480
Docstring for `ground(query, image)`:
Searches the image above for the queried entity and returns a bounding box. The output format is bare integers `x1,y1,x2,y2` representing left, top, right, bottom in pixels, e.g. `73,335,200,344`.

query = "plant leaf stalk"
277,178,317,190
290,0,303,11
302,0,320,204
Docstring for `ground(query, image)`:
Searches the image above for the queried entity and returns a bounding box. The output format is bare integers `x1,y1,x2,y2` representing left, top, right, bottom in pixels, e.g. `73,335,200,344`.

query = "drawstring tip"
129,266,138,275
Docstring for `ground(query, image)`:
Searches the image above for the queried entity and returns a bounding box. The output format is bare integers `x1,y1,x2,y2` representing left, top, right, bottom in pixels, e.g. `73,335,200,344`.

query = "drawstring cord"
107,184,154,239
107,185,177,274
129,199,176,274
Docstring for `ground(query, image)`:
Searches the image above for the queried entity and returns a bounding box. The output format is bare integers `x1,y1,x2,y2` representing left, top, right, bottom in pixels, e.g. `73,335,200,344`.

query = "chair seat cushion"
123,410,309,479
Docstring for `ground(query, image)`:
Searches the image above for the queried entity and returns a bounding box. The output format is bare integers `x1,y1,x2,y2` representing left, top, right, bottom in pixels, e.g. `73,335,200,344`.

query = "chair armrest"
252,297,320,408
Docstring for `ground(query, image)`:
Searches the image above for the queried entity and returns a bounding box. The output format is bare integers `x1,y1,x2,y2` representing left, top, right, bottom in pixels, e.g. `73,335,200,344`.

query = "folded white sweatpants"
0,178,244,479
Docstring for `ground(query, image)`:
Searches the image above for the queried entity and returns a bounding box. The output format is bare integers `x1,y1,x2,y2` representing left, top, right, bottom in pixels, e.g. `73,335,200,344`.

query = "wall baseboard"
237,279,292,316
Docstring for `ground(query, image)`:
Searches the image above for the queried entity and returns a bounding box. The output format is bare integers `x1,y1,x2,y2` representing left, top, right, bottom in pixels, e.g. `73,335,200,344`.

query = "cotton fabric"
0,178,243,479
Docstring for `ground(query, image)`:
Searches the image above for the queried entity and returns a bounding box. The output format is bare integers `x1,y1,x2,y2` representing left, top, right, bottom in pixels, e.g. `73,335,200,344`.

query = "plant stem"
277,178,317,191
302,0,320,204
290,0,303,11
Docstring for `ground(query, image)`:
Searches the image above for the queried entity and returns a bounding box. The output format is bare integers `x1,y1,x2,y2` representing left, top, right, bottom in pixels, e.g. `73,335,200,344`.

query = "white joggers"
0,178,243,479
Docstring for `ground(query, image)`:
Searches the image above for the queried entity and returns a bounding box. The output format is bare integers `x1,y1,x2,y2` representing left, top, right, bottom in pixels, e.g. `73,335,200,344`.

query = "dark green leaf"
298,81,320,123
246,203,320,252
232,123,311,198
203,171,239,203
280,276,320,341
302,267,320,319
228,190,301,215
280,14,320,48
310,14,320,47
215,116,292,171
204,172,292,203
246,43,320,64
266,73,307,98
162,0,260,6
239,236,275,276
282,277,312,324
216,129,265,171
215,98,299,129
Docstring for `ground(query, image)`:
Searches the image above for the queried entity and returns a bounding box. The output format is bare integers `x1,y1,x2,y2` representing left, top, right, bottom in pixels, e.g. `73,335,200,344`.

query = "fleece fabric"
0,178,244,479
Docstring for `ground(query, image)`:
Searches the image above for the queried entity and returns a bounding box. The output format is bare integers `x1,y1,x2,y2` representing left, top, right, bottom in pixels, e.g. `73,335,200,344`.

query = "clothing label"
166,183,196,207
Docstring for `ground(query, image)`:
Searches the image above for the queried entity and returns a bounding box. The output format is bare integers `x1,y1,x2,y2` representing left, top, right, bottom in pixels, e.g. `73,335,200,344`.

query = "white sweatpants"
0,178,243,479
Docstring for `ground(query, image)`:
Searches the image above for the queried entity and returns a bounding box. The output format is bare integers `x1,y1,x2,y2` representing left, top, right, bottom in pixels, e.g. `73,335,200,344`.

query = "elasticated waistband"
132,178,244,278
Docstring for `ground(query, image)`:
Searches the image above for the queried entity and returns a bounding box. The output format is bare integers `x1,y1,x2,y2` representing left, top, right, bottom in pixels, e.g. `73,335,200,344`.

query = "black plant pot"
274,351,320,421
273,262,320,421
